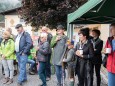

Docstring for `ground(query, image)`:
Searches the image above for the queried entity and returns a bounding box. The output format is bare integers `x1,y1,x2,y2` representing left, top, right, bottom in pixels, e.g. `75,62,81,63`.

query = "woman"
105,23,115,86
36,32,50,86
75,28,94,86
0,31,15,85
91,29,103,86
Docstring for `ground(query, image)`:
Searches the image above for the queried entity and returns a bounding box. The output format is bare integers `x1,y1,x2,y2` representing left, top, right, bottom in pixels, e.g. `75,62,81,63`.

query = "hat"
15,24,22,29
56,25,65,30
67,40,74,45
71,40,74,45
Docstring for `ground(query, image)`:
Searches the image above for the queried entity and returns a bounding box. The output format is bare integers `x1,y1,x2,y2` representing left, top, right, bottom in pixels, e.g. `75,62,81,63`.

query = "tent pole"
67,23,73,40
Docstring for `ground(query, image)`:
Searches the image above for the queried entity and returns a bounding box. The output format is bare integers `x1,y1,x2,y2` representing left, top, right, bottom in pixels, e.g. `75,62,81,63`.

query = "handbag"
102,54,108,68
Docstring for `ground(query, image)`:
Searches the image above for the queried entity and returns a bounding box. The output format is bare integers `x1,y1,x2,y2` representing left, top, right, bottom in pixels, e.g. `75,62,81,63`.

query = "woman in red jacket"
105,23,115,86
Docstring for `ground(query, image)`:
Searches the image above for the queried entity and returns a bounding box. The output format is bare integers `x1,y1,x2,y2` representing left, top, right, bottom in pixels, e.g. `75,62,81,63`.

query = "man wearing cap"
51,25,68,86
15,24,32,86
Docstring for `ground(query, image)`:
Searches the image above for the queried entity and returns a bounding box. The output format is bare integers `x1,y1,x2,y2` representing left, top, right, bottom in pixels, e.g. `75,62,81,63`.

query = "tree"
18,0,87,30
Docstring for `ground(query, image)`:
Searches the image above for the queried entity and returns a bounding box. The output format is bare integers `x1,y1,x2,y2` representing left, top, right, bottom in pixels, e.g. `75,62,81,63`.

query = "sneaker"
7,79,13,85
46,77,51,81
3,77,9,84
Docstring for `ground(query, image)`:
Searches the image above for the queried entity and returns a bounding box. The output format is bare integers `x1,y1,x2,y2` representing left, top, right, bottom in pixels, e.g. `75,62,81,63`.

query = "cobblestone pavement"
0,63,108,86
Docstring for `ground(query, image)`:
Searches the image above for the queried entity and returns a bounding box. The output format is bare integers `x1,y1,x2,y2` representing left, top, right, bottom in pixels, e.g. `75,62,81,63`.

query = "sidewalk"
0,64,108,86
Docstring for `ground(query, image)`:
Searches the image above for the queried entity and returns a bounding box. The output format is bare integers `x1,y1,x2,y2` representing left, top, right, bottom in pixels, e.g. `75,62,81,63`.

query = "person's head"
56,25,65,35
110,23,115,37
92,29,101,38
41,26,48,33
40,33,47,42
15,24,24,34
78,28,89,42
6,28,12,34
3,31,11,39
67,40,74,49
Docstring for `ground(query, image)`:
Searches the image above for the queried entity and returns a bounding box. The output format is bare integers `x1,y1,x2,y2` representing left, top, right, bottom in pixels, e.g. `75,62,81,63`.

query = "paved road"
0,63,108,86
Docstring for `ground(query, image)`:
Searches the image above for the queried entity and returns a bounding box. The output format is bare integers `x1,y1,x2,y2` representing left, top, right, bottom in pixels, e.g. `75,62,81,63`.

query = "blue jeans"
27,59,35,71
108,72,115,86
46,54,51,78
38,62,46,86
55,65,66,84
16,53,28,84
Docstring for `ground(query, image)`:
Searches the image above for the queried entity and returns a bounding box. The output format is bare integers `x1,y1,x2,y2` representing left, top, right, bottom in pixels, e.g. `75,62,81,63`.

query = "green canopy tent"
67,0,115,39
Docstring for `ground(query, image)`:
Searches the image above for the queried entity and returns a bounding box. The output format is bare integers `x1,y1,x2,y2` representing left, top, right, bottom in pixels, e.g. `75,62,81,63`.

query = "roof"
68,0,115,24
0,7,21,15
68,0,102,23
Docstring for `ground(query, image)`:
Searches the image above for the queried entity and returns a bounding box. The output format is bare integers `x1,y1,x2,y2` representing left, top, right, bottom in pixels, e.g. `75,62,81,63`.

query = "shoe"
17,83,22,86
29,71,35,75
14,70,17,76
3,77,9,84
46,77,51,81
22,79,27,83
7,79,13,85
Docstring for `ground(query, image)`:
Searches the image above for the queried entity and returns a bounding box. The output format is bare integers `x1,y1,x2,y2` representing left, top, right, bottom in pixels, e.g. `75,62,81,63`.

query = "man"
15,24,32,86
91,29,103,86
40,26,52,81
51,25,68,86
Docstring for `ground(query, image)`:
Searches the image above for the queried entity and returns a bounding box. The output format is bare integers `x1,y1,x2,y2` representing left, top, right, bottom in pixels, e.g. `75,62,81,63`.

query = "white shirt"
15,32,23,52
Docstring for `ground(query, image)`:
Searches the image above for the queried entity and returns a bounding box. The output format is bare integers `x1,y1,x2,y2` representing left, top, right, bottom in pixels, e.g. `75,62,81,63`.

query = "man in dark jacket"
91,29,103,86
15,24,32,86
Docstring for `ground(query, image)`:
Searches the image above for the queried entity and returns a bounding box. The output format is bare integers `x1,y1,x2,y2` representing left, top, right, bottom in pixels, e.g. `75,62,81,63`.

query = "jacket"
51,35,68,65
15,32,32,55
47,33,52,54
91,38,103,64
62,48,76,67
75,40,94,76
0,38,16,60
105,37,115,73
38,33,52,54
37,41,49,62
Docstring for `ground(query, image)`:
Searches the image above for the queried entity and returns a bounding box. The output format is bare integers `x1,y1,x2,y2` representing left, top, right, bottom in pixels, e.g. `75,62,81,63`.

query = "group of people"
0,23,115,86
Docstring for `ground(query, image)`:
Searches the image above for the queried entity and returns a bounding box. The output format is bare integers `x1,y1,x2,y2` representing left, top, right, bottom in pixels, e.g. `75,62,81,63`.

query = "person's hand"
94,49,97,51
2,55,6,59
103,48,106,54
22,53,25,56
75,50,83,58
56,36,61,41
35,47,39,51
63,59,66,62
34,56,37,59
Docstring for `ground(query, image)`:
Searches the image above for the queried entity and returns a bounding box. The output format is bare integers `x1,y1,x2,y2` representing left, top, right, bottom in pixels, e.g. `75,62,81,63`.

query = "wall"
5,15,32,35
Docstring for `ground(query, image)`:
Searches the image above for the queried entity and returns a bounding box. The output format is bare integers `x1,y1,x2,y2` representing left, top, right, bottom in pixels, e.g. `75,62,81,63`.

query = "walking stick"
62,62,65,86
